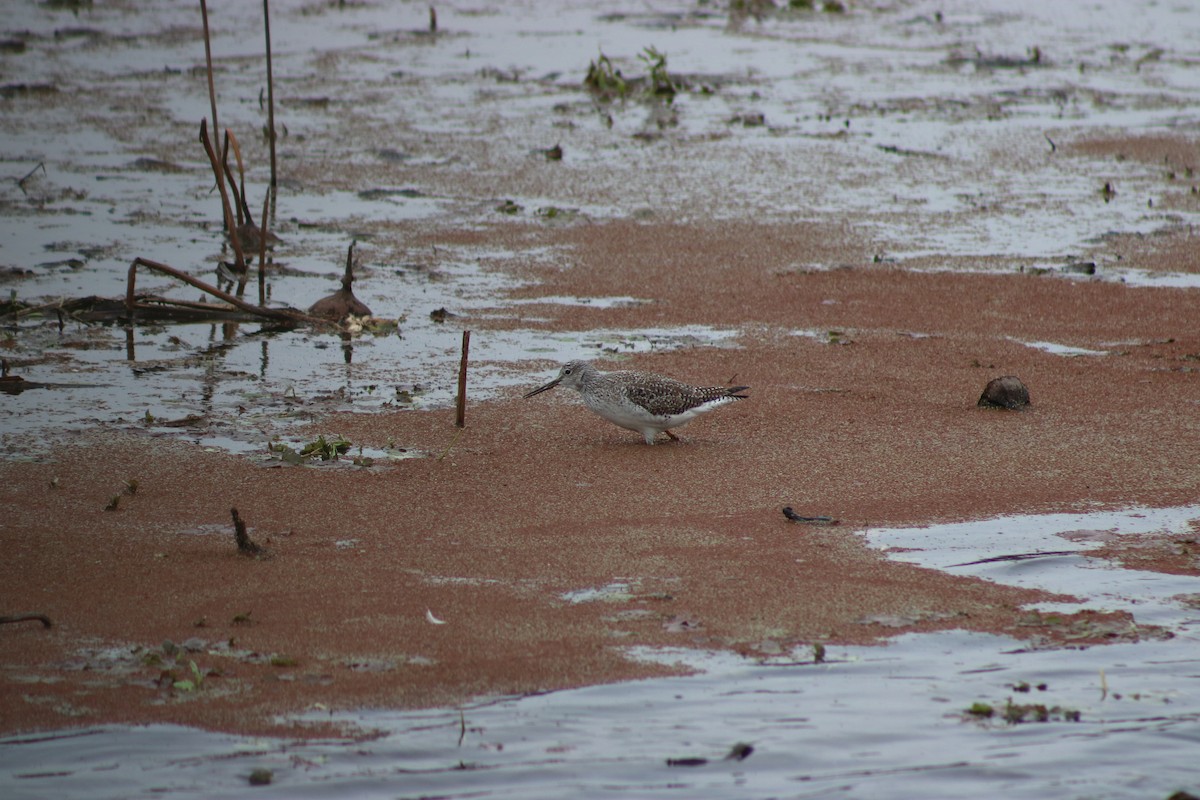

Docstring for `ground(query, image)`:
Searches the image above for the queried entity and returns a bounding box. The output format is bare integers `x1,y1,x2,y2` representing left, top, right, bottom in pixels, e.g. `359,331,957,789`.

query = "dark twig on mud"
231,508,263,555
782,507,838,525
199,119,246,271
947,550,1077,568
455,330,471,428
263,0,277,191
0,613,53,629
126,257,326,325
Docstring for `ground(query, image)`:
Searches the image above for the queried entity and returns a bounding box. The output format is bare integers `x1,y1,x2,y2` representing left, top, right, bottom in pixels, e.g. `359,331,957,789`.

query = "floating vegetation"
269,434,353,463
965,698,1081,725
584,47,682,103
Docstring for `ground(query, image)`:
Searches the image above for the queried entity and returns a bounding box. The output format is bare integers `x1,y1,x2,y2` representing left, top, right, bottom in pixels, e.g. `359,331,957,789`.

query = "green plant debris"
270,434,353,463
966,702,994,718
584,53,628,99
299,434,351,461
965,698,1080,724
172,660,206,692
584,47,683,103
269,655,298,667
638,46,677,99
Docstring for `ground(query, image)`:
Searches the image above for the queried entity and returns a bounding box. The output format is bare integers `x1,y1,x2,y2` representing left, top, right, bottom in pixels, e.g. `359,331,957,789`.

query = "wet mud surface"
2,1,1200,797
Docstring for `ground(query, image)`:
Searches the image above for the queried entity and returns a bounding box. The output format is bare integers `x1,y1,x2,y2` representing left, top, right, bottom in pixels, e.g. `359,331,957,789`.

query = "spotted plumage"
523,360,749,444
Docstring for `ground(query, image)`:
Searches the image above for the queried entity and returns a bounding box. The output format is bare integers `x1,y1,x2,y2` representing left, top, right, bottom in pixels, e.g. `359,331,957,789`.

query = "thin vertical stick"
258,194,269,306
263,0,278,191
200,0,220,181
455,330,471,428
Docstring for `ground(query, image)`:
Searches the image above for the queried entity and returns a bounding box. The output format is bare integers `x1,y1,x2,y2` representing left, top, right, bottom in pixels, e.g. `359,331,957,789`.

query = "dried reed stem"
455,330,471,428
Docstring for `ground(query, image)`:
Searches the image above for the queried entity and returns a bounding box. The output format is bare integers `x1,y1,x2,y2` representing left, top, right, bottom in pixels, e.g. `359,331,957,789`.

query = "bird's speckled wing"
624,377,737,417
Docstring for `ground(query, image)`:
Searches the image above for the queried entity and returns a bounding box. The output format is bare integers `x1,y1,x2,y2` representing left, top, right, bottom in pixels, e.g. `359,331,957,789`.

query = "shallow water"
3,2,1200,797
3,505,1199,800
4,0,1200,452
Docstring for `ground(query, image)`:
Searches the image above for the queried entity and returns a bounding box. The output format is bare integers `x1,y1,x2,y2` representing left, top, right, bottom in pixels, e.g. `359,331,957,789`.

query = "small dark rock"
978,376,1030,409
248,767,273,786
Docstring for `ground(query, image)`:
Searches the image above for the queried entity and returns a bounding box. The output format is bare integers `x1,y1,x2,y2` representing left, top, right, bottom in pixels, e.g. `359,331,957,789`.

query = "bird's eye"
563,367,572,374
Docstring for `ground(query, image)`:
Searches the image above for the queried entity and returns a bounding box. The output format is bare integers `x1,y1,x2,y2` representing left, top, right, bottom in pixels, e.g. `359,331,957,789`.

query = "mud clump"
978,376,1031,409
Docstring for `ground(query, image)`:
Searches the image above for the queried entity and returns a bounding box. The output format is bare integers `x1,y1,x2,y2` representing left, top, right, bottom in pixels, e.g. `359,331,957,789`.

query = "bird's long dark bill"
523,377,561,399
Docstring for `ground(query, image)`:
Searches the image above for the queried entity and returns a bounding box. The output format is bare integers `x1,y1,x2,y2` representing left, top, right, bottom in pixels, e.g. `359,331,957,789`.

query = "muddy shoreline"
2,219,1199,738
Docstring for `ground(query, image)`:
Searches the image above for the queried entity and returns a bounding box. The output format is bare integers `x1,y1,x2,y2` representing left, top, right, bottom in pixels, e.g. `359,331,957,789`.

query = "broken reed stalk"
455,330,470,428
224,129,250,297
263,0,277,191
231,507,262,555
221,130,245,228
258,194,269,306
226,129,251,221
200,0,219,166
126,257,327,325
199,119,246,271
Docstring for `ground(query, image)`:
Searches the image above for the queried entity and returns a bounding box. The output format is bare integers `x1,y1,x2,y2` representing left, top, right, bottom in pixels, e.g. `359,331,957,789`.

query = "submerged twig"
16,161,45,193
948,551,1077,568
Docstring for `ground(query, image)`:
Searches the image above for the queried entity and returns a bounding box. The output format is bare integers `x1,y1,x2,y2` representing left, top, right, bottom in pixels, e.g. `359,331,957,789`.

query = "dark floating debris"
724,742,754,761
666,757,708,768
782,507,838,525
978,375,1030,409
